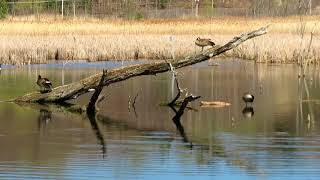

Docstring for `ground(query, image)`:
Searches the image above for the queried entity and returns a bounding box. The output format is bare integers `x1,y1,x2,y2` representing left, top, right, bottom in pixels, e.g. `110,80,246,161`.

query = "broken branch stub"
14,25,269,103
87,69,108,113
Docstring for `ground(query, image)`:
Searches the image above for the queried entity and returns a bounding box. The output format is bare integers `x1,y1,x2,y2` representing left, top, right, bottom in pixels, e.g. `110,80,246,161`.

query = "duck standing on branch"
242,93,254,106
195,37,215,51
37,75,53,93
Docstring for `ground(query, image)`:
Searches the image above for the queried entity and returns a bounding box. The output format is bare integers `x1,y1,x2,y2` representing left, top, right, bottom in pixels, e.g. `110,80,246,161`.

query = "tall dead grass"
0,16,319,66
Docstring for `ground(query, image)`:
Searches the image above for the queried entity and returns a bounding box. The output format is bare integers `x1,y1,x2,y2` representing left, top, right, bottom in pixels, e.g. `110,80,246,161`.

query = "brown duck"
37,75,53,93
195,37,215,51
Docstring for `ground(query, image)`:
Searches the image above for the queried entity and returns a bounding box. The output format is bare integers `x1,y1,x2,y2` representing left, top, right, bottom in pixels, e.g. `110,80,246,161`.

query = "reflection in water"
87,111,107,157
1,60,320,179
295,75,316,134
169,104,190,144
242,106,254,118
128,92,139,118
38,109,52,130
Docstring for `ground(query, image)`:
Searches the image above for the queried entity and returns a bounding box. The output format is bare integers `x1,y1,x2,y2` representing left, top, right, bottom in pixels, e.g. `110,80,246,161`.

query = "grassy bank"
0,16,319,66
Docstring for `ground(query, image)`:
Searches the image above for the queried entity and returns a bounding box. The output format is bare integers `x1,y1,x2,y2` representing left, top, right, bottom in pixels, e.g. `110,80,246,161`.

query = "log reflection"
87,110,107,158
169,105,189,143
168,95,200,146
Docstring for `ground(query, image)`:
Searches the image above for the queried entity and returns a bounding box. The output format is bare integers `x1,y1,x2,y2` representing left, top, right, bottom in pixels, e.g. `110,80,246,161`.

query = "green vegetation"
0,0,8,19
159,0,168,9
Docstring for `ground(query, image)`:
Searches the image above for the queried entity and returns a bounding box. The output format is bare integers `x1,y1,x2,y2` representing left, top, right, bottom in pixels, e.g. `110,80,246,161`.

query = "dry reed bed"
0,16,319,66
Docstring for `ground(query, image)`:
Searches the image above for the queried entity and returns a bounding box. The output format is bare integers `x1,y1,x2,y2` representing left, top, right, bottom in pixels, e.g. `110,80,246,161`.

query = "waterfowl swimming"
195,37,215,51
242,93,254,106
37,75,52,93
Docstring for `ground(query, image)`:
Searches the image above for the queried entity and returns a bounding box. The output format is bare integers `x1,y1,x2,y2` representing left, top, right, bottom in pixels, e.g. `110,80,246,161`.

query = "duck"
242,93,254,106
37,75,53,93
195,37,215,51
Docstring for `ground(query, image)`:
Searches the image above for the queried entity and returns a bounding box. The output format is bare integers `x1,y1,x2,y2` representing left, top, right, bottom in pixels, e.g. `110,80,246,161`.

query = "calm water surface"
0,59,320,179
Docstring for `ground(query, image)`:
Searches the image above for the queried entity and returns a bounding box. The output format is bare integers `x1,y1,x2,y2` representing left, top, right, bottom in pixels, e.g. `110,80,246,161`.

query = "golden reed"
0,16,319,66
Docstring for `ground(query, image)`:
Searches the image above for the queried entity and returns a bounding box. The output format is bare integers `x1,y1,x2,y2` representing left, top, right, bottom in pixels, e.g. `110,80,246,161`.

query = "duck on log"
13,25,270,103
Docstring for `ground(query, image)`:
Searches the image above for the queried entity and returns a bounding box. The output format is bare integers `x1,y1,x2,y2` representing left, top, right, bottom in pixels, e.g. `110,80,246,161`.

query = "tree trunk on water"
13,25,270,103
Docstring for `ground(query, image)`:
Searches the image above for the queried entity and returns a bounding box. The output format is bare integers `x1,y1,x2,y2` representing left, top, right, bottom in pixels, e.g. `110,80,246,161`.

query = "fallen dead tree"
13,25,270,103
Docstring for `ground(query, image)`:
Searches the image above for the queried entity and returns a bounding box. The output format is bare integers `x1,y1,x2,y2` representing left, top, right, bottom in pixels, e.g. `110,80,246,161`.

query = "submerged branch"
14,25,269,103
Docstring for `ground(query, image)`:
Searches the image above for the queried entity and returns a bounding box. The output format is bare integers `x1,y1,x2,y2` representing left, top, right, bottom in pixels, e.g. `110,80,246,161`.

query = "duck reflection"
242,106,254,118
38,109,52,129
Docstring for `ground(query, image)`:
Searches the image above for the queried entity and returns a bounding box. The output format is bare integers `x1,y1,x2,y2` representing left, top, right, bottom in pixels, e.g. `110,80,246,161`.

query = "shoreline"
0,58,303,70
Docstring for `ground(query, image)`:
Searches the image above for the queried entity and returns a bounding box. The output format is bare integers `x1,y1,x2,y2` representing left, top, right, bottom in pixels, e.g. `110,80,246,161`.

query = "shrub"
159,0,168,9
0,0,8,19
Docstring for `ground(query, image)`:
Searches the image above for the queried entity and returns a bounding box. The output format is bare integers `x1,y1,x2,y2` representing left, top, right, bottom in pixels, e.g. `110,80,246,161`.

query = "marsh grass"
0,16,319,66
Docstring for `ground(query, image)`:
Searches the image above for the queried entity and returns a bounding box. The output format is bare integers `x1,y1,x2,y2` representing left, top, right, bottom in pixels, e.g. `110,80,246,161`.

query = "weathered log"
14,25,269,103
87,69,108,113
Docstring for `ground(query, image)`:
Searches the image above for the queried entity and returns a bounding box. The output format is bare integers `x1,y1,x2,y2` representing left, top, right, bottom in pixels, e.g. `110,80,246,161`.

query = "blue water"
0,59,320,179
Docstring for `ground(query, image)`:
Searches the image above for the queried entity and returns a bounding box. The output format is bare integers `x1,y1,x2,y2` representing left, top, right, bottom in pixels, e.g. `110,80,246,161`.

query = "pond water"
0,59,320,179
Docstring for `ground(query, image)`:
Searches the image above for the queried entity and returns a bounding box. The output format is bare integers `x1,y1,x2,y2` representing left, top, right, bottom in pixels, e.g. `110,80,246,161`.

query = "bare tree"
195,0,199,17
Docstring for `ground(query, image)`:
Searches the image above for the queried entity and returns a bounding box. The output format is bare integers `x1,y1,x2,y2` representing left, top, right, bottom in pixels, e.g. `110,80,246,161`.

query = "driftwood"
13,25,269,103
200,101,231,108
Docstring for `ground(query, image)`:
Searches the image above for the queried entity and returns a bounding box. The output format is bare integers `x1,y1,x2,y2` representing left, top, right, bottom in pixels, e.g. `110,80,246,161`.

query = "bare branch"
132,92,139,109
167,62,182,106
87,69,108,113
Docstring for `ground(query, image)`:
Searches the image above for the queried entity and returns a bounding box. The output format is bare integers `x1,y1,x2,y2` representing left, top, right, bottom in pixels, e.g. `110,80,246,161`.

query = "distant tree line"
0,0,319,19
